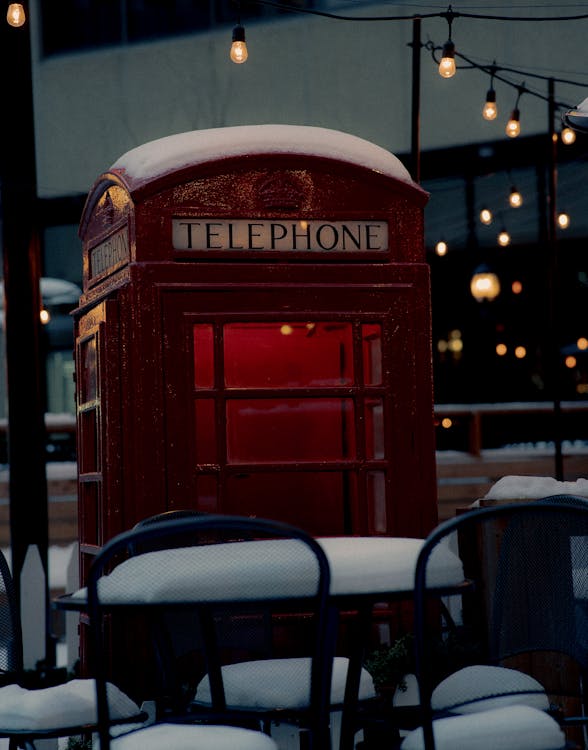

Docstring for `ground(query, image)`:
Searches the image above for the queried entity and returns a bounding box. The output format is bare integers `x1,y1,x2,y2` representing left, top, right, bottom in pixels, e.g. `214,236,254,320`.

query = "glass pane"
225,471,353,535
193,324,214,389
194,399,217,463
224,322,354,387
79,408,98,473
226,398,355,462
362,324,382,385
365,398,385,459
80,336,97,403
367,471,387,533
196,475,218,513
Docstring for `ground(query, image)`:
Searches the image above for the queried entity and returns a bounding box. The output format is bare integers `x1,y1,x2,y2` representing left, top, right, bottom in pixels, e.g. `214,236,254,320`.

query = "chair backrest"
86,514,333,750
0,548,23,680
412,500,588,748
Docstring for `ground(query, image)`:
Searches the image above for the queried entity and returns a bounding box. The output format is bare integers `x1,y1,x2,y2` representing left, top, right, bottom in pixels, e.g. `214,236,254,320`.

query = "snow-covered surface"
432,665,549,714
194,656,376,709
110,124,414,185
483,475,588,501
400,704,566,750
69,536,464,605
0,680,139,730
107,723,278,750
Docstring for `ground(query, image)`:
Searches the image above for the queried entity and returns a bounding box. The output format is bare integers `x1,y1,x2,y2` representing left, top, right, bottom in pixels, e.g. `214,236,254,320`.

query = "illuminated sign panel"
173,219,388,252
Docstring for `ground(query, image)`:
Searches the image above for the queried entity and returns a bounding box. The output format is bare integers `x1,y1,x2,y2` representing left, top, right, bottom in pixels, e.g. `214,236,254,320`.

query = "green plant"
364,633,415,692
66,737,92,750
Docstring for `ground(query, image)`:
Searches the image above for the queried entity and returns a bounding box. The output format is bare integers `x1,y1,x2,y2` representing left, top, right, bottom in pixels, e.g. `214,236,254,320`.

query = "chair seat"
400,704,566,750
110,723,278,750
0,679,140,732
194,656,376,710
431,665,549,714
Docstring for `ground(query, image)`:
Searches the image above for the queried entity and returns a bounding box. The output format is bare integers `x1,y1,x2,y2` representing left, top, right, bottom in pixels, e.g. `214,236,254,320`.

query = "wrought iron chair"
86,514,334,750
401,500,588,749
0,546,146,750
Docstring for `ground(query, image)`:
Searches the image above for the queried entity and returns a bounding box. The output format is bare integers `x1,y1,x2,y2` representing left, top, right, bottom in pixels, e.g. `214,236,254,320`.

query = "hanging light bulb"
482,87,497,120
561,127,576,145
479,208,493,225
497,228,511,247
230,24,248,64
470,264,501,302
438,40,456,78
506,108,521,138
6,2,25,26
557,212,570,229
509,186,523,208
435,240,448,256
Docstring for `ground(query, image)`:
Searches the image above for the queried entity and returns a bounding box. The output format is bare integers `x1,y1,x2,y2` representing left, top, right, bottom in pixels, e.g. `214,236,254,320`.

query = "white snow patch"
111,124,414,185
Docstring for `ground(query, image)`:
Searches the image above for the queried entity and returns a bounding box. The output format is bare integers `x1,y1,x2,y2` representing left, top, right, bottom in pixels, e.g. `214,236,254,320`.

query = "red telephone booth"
75,125,436,580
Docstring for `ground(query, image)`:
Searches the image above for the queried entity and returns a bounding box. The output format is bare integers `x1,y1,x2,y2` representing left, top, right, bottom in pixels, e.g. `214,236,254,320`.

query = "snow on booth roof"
110,124,414,185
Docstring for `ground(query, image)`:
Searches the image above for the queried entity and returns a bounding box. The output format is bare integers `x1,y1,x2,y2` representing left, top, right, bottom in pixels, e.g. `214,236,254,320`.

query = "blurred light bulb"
479,208,493,225
230,25,248,63
506,109,521,138
482,89,497,120
496,343,507,356
40,308,50,325
557,212,570,229
498,229,511,247
6,3,25,26
561,127,576,145
512,280,523,294
435,240,448,256
470,267,500,302
438,41,456,78
509,187,523,208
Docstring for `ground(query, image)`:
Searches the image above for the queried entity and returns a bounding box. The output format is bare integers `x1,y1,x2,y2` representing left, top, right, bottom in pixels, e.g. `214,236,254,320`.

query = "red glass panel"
223,322,354,387
194,399,217,463
362,324,382,385
196,474,218,513
225,471,352,535
193,324,214,389
226,398,355,463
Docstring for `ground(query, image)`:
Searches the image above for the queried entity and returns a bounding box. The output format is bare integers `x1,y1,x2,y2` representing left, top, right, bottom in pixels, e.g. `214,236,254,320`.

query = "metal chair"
86,514,335,750
0,547,146,750
401,500,588,749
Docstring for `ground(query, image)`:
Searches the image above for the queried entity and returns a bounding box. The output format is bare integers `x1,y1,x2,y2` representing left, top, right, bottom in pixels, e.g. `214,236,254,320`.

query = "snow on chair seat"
400,704,566,750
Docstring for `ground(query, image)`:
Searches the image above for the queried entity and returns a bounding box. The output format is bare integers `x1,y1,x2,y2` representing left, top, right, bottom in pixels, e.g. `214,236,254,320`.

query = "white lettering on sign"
172,219,388,252
90,228,130,278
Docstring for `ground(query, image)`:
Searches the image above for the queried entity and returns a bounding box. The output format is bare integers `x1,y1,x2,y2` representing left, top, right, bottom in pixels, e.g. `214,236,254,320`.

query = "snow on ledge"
110,124,415,185
483,475,588,501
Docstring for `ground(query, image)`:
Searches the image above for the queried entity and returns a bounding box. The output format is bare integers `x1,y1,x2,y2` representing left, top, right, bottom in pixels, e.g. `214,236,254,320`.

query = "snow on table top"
110,124,414,185
72,536,464,605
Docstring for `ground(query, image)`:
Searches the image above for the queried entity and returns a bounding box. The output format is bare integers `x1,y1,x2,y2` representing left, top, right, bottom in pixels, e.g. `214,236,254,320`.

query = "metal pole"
410,17,422,183
0,2,51,663
546,78,564,480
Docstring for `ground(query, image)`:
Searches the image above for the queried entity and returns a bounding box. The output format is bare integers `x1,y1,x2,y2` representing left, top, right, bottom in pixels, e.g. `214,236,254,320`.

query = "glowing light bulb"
557,212,570,229
482,89,497,120
6,3,25,26
470,267,500,302
506,109,521,138
435,240,448,256
40,309,50,324
230,25,248,64
438,41,456,78
509,187,523,208
479,208,493,225
498,229,511,247
561,127,576,145
496,343,507,356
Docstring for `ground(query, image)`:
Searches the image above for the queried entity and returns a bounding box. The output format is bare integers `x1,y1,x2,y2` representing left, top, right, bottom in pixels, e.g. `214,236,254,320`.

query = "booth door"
162,285,430,537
